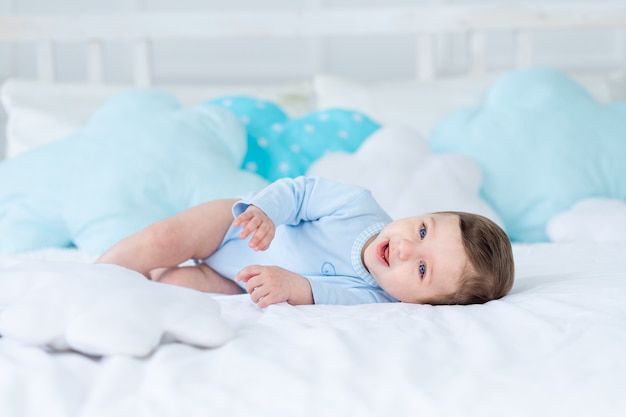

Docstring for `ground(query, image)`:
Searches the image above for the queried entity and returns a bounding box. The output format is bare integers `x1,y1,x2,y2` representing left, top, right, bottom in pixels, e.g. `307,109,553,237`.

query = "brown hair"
431,212,515,305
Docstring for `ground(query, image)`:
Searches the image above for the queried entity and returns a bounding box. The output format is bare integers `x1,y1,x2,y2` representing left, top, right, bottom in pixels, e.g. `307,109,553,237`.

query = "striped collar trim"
351,222,386,287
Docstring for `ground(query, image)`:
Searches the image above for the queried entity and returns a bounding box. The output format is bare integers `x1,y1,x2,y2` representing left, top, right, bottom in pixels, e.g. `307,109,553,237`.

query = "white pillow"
546,198,626,243
313,71,622,137
307,125,503,225
1,78,314,158
0,261,234,356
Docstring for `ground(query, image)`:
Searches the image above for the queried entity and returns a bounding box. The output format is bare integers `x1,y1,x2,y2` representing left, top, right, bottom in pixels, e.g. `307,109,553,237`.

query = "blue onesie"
202,176,398,305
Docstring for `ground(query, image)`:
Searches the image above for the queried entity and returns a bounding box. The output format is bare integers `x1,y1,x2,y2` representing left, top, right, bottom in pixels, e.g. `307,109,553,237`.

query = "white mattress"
1,242,625,417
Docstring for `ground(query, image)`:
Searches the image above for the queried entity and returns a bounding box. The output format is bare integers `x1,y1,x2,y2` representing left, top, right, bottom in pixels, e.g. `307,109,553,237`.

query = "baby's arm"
232,205,275,251
234,266,394,307
236,176,378,228
96,198,238,277
235,265,313,308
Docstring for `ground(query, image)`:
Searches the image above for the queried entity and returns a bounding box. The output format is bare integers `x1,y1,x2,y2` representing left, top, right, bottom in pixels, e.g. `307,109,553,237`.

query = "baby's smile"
378,242,390,266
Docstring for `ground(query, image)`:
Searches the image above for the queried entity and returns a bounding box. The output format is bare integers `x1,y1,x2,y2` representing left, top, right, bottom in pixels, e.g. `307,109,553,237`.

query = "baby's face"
362,213,467,304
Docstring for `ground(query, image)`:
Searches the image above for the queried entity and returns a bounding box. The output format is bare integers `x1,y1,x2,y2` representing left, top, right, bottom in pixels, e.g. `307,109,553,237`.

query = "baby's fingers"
238,216,262,240
252,288,281,308
233,211,253,229
248,224,274,251
233,206,275,250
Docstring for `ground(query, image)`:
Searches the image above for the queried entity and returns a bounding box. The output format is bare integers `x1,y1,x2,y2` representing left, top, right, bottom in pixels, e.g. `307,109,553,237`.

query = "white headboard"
1,2,625,86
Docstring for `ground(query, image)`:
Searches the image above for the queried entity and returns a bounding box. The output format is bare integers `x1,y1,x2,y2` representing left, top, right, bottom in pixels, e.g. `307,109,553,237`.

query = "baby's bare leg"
151,263,244,295
96,199,238,277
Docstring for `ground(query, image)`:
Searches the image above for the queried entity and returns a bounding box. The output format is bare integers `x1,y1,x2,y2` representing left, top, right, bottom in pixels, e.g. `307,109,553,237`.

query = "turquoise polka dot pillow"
430,68,626,242
208,97,380,181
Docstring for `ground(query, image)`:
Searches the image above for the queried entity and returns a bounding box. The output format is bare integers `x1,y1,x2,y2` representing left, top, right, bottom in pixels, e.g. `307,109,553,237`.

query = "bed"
1,2,626,417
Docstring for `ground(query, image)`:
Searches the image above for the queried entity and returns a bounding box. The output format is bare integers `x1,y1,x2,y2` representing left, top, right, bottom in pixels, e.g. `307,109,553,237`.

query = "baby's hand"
235,265,313,307
232,205,275,251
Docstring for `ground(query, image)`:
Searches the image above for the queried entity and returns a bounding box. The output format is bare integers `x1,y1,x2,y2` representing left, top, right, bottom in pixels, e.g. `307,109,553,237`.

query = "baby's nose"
397,239,418,261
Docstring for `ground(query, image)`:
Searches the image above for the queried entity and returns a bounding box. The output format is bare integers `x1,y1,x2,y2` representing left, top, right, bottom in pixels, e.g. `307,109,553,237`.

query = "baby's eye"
419,224,427,239
419,262,426,278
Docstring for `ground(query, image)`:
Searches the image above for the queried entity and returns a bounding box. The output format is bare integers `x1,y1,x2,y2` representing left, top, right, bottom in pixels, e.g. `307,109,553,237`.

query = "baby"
96,176,514,307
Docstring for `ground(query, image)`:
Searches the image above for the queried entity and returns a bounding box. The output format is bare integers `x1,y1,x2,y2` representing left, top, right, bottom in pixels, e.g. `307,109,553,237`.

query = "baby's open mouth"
379,242,390,266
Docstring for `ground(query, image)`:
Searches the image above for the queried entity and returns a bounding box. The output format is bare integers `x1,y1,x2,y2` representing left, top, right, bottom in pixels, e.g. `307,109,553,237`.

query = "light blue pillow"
0,89,268,255
208,97,380,181
430,68,626,242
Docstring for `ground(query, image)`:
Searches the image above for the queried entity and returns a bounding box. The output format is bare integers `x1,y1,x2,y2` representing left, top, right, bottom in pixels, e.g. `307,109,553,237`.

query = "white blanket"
1,242,626,417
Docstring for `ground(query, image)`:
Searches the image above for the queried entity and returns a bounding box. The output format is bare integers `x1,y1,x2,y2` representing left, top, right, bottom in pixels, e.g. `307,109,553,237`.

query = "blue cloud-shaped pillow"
430,68,626,242
0,89,268,255
208,97,380,181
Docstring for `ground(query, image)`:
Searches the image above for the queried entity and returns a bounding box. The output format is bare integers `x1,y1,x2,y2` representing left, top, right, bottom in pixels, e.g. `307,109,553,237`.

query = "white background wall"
2,0,624,84
1,0,625,156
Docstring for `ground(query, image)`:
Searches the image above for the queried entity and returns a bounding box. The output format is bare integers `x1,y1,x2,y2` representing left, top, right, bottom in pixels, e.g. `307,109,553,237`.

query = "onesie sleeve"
307,278,398,305
232,176,378,226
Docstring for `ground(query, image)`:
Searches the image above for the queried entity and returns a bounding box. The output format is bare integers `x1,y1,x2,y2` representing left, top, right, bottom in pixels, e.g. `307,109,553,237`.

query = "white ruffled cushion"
307,125,503,225
0,261,234,356
547,198,626,243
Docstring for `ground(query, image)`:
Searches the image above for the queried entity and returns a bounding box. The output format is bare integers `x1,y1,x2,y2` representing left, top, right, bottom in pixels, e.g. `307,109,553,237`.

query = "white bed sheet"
1,242,625,417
